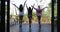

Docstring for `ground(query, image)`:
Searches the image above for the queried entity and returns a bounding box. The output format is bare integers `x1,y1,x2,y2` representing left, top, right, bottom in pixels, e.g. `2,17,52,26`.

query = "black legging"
19,16,23,26
37,16,41,24
28,16,32,32
19,16,23,32
37,16,41,32
28,16,32,24
19,16,23,21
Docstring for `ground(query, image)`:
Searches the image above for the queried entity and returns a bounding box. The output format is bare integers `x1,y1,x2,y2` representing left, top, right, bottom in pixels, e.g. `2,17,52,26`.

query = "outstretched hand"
42,7,48,10
33,4,35,6
44,7,49,8
26,4,28,7
11,3,19,9
25,0,27,2
11,3,16,6
31,4,35,8
24,0,27,5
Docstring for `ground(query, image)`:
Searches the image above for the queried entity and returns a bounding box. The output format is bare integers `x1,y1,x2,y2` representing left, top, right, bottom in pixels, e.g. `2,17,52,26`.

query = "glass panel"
10,0,51,32
5,1,7,32
54,0,57,32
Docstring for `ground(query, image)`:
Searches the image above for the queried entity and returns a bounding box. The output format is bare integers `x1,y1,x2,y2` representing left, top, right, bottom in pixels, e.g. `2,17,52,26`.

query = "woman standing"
32,5,47,32
11,0,27,32
26,4,34,32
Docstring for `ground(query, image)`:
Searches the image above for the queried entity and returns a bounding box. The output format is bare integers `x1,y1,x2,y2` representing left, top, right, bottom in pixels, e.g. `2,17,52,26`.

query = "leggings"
37,16,41,32
37,16,41,23
19,16,23,32
28,16,32,32
19,16,23,21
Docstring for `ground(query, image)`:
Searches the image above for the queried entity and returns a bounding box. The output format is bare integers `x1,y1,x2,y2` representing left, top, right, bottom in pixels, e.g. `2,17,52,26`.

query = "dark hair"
38,5,40,8
28,7,31,10
19,4,23,12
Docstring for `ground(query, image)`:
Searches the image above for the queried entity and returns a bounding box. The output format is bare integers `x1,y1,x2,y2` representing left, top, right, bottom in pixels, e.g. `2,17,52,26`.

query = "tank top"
36,9,42,16
19,11,24,16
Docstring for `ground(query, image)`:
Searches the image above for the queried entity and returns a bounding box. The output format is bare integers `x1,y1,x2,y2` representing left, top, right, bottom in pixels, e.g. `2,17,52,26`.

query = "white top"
19,11,24,16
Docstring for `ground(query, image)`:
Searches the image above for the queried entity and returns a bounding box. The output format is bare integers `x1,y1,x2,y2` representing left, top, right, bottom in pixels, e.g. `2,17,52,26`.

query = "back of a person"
19,11,24,16
36,8,42,16
28,7,32,16
19,4,24,12
19,4,24,16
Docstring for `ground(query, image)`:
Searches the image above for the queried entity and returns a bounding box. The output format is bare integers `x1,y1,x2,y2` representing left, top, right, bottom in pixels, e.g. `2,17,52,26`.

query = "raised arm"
42,7,48,10
32,6,37,10
11,3,19,9
31,4,37,10
31,5,34,10
26,4,28,9
32,7,33,10
24,0,27,7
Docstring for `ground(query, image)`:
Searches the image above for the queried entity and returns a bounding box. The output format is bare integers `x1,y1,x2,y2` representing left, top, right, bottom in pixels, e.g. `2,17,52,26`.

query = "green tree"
54,0,57,16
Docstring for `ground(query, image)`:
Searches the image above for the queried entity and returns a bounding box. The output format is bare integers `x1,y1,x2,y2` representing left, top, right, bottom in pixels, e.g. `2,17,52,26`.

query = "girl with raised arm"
26,4,34,32
11,0,27,32
32,5,48,32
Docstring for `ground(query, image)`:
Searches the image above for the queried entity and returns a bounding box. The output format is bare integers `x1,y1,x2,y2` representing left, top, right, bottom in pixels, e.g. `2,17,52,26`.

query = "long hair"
19,4,24,12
